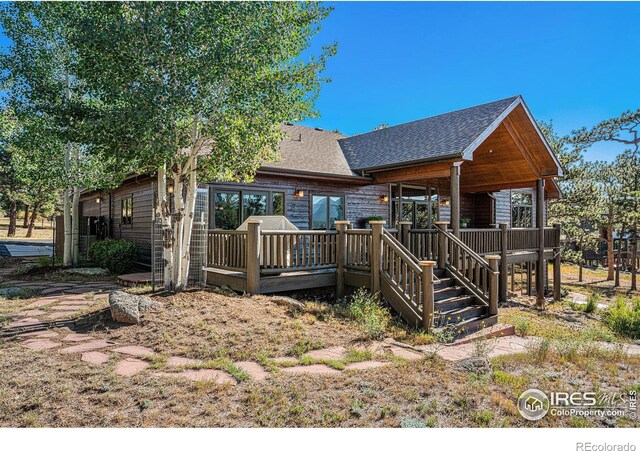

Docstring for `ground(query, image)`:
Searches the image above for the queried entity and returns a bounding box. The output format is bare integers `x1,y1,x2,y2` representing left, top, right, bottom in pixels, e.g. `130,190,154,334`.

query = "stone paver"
20,330,58,338
344,361,391,371
22,339,61,350
47,312,74,320
49,305,84,311
155,369,237,385
16,309,47,317
115,358,149,377
63,333,94,342
112,345,156,357
235,361,269,381
387,345,424,360
280,364,341,376
81,351,110,365
59,339,115,354
166,356,202,367
303,346,346,360
26,298,60,308
6,317,42,328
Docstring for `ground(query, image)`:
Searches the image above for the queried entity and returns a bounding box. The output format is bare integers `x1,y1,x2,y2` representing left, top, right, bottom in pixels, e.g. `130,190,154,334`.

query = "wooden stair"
431,268,497,335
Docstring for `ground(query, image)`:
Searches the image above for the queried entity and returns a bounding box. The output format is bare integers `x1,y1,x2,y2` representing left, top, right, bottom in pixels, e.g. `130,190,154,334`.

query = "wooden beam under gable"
370,161,454,184
502,116,542,178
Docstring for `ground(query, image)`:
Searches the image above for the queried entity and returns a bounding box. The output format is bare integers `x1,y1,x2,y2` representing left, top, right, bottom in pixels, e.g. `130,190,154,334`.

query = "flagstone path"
1,279,119,329
12,327,640,387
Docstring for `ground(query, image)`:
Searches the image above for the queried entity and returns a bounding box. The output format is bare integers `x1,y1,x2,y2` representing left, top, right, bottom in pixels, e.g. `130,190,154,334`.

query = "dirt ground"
1,258,638,427
1,286,638,428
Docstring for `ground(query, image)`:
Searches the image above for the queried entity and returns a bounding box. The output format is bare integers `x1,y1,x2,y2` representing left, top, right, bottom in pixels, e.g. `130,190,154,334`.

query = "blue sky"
300,2,640,161
1,2,638,162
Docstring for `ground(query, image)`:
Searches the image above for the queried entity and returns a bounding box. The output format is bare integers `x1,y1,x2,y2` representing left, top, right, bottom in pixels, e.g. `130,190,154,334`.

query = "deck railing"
345,229,372,271
207,230,247,271
436,224,498,308
260,230,338,274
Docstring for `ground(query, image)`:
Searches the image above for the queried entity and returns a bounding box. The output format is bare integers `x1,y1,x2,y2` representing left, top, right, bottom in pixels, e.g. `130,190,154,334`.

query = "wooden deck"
203,220,561,332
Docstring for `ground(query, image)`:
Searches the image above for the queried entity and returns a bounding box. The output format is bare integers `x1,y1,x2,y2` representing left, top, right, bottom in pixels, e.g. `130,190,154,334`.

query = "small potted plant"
460,217,471,228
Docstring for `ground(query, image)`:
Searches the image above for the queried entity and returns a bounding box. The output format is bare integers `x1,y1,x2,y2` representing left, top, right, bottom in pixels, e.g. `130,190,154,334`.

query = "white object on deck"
237,216,299,268
236,216,298,232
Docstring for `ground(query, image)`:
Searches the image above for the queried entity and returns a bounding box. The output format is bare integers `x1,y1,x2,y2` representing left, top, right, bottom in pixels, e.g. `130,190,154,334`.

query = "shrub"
602,298,640,339
346,288,390,340
513,316,531,337
37,256,52,267
584,292,599,313
88,239,138,274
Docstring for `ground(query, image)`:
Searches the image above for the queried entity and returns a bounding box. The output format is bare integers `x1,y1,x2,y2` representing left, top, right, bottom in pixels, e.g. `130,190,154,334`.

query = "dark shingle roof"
338,96,520,171
262,124,355,176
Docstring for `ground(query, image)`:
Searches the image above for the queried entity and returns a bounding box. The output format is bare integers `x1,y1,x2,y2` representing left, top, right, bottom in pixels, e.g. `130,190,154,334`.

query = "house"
66,95,563,333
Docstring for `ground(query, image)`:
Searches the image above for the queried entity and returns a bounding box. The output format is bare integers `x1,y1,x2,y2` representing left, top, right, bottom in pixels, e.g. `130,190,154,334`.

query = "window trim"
310,193,346,231
210,187,287,229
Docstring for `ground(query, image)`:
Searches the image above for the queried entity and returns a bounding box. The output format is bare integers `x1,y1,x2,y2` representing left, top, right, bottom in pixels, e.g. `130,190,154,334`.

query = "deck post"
399,221,412,249
435,221,449,269
245,219,262,294
487,255,500,316
499,222,509,303
553,223,561,301
369,221,385,295
450,163,461,237
420,260,436,332
536,178,546,306
335,220,350,299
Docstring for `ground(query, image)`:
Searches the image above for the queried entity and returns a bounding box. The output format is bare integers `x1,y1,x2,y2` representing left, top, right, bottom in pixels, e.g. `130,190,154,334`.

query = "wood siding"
209,173,390,230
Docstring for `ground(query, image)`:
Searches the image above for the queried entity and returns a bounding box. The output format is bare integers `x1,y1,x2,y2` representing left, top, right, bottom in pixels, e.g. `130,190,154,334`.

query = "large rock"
109,291,162,324
62,267,109,276
268,295,305,311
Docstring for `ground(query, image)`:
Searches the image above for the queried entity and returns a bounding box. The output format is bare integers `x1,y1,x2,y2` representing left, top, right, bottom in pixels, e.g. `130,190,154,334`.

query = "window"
391,186,438,228
312,195,344,230
511,191,533,228
212,189,285,229
214,192,240,230
121,195,133,225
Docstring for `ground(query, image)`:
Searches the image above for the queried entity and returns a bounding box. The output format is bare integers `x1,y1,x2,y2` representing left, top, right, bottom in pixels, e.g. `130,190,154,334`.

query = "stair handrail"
435,223,500,311
381,229,441,283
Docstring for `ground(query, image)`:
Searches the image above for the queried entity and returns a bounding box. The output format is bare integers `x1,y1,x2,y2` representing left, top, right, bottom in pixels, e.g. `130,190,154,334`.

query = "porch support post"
370,220,386,295
487,255,500,316
420,260,436,332
450,163,461,237
335,220,350,299
499,222,509,303
435,221,449,268
553,223,562,301
246,219,262,294
536,178,545,306
399,221,412,249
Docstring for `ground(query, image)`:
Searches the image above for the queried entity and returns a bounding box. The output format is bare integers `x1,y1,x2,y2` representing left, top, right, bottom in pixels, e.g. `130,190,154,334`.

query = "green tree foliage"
57,2,334,289
569,110,640,287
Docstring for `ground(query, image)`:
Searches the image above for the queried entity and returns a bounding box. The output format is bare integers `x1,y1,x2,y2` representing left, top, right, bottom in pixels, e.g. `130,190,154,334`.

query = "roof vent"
314,127,323,131
284,122,293,126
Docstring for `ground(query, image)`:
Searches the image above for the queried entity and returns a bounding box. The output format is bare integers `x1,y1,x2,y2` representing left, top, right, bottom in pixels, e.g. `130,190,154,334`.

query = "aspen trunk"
171,170,185,289
72,188,80,266
157,166,173,291
63,188,72,266
7,200,17,237
26,202,41,238
178,160,198,289
578,237,584,283
615,224,625,287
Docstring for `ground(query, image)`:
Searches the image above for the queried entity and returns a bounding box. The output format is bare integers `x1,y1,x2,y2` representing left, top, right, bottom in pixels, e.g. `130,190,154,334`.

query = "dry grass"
1,289,638,427
559,263,638,298
0,216,54,240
